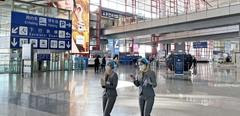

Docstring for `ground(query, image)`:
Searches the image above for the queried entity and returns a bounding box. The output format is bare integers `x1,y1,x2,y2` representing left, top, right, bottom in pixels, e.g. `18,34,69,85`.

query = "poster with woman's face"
51,0,89,53
72,0,89,53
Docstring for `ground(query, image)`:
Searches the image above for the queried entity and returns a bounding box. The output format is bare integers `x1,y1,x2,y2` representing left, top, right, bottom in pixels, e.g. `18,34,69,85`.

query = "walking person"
130,58,157,116
192,56,197,75
94,56,100,73
101,57,106,72
100,61,118,116
113,55,119,68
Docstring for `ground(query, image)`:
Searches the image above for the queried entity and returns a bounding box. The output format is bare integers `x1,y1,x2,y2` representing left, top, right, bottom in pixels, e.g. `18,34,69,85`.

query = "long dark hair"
73,0,76,8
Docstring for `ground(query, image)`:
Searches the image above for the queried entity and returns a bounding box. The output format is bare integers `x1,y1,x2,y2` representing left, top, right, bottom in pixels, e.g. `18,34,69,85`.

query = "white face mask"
139,65,146,71
106,66,112,74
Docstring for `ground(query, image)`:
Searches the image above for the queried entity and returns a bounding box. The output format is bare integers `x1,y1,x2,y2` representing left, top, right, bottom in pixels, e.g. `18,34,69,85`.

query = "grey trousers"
139,96,155,116
103,95,117,116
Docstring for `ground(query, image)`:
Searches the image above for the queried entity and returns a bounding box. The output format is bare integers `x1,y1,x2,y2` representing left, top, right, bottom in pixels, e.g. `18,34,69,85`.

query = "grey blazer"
102,72,118,97
134,70,157,97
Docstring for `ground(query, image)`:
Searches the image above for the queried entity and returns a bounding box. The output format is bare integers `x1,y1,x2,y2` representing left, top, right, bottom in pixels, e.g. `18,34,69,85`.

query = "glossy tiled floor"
0,63,240,116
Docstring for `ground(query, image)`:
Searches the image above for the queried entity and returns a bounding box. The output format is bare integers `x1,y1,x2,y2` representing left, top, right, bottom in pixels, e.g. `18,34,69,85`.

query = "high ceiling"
90,0,240,19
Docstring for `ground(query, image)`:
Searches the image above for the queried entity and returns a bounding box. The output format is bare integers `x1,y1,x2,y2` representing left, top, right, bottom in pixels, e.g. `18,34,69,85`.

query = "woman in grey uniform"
130,58,157,116
101,61,118,116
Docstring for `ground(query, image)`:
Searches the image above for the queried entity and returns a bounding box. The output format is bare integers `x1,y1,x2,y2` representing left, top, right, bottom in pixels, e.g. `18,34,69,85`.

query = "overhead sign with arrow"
66,41,71,49
11,38,18,47
11,27,18,34
10,11,72,50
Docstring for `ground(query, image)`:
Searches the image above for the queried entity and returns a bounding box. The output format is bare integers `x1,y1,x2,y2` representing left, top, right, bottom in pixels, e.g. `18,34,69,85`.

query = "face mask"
139,65,146,71
106,66,112,74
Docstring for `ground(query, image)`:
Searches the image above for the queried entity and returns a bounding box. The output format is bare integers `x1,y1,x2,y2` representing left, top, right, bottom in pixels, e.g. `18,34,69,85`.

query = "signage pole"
21,59,24,78
22,44,33,78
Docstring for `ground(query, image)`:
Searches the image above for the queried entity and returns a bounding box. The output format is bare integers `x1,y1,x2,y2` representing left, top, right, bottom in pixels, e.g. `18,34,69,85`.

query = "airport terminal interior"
1,0,240,116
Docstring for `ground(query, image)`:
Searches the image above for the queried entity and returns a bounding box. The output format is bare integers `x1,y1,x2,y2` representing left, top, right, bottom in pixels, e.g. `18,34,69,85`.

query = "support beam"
105,5,240,38
105,4,240,39
160,32,240,44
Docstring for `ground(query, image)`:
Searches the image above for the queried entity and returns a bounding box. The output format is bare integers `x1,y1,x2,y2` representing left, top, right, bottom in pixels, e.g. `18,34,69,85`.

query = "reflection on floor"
0,63,240,116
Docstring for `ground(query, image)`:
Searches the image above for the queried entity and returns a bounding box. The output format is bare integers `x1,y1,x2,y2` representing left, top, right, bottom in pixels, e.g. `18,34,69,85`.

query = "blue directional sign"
37,54,50,61
174,54,184,75
193,42,208,49
10,11,72,50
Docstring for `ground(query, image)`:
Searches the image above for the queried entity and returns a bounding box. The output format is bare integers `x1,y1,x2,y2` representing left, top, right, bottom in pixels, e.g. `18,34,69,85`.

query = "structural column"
95,0,102,50
175,42,185,53
239,24,240,51
151,34,159,57
130,38,134,53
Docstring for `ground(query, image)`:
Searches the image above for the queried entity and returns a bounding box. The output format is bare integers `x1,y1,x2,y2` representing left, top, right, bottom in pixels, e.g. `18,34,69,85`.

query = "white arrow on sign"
12,27,18,34
66,32,71,37
66,41,71,48
66,23,71,28
11,38,17,47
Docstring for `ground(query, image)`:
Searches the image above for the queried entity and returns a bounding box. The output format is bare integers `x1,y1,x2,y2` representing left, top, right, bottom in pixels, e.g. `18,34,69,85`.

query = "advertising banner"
72,0,90,53
50,0,89,53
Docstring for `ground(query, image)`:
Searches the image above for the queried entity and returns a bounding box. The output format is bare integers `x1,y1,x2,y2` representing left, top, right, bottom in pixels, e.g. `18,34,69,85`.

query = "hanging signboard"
10,11,72,50
193,42,208,49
